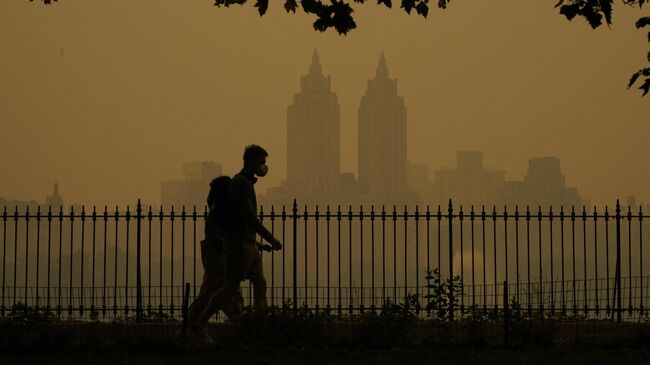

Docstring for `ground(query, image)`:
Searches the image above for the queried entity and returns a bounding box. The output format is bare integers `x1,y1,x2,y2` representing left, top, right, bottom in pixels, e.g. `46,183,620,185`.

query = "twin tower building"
262,50,419,207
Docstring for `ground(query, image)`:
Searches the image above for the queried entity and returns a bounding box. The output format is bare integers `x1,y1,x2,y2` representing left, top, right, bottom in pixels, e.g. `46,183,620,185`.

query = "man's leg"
187,240,222,327
197,279,241,326
245,243,268,310
221,287,244,319
187,271,221,326
251,275,268,310
190,270,244,322
197,238,246,325
208,253,243,320
206,240,262,320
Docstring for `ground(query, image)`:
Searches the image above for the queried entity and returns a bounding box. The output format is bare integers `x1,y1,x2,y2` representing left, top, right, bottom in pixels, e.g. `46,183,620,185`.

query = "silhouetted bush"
0,302,56,324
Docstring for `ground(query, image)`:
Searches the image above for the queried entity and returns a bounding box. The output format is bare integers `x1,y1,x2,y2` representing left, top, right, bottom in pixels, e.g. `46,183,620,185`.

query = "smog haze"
1,0,648,207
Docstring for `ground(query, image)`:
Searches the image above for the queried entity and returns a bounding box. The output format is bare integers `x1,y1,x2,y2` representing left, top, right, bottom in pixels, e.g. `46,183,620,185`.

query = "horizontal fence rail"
0,199,647,322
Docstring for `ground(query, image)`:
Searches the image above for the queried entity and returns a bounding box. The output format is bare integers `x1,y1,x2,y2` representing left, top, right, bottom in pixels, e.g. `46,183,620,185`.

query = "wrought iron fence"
0,199,647,321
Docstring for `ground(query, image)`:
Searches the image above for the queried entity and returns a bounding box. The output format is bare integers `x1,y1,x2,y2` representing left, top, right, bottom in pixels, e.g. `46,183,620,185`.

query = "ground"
3,348,650,365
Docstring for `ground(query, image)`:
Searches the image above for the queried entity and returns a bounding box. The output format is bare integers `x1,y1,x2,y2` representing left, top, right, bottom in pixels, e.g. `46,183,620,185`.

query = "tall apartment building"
264,50,361,206
357,53,417,205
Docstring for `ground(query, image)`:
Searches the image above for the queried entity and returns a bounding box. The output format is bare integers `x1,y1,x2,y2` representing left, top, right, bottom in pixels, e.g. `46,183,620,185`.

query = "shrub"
423,268,463,321
0,302,56,324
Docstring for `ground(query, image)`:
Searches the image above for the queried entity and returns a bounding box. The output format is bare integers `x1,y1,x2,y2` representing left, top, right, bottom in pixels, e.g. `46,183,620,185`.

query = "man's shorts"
223,239,264,283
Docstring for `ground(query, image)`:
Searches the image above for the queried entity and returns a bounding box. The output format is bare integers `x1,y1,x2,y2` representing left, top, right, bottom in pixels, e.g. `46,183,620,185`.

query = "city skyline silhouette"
1,1,649,208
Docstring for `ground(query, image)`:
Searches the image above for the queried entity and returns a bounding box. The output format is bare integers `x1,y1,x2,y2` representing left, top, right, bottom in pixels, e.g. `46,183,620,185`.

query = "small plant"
463,304,492,322
88,309,99,322
423,268,463,321
110,311,178,324
1,302,56,324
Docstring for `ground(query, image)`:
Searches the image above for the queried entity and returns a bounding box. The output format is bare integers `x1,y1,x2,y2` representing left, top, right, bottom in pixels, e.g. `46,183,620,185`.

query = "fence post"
293,199,298,314
504,280,509,346
448,199,454,321
182,282,190,336
136,199,143,322
615,200,622,323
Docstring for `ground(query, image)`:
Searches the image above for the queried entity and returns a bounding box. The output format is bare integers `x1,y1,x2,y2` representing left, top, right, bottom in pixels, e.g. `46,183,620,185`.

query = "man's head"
243,144,269,177
207,176,232,208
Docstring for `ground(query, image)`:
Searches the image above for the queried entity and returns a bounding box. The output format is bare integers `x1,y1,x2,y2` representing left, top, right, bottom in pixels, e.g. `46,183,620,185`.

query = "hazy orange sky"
1,0,648,207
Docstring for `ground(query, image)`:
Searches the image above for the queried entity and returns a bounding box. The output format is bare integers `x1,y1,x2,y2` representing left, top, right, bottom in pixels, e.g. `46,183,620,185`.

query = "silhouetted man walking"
184,176,243,337
194,144,282,340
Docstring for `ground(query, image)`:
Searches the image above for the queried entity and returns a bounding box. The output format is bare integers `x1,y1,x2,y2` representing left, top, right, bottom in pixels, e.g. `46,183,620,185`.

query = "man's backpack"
206,175,232,232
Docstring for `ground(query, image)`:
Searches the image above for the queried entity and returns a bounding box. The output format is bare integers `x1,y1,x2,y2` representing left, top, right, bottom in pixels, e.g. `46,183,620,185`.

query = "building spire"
47,182,64,208
309,48,322,75
376,51,389,78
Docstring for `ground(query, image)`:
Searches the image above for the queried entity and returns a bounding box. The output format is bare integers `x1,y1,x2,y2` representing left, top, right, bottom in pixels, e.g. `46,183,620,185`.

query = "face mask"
256,164,269,177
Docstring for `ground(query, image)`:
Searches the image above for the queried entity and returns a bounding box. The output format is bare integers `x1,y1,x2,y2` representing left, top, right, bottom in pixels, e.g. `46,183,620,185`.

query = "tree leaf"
584,7,603,29
377,0,392,9
416,1,429,17
559,3,580,21
313,17,330,32
599,0,612,25
301,0,325,14
331,0,357,34
254,0,268,15
284,0,298,12
401,0,416,14
636,16,650,29
216,0,246,7
639,78,650,96
628,71,642,89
